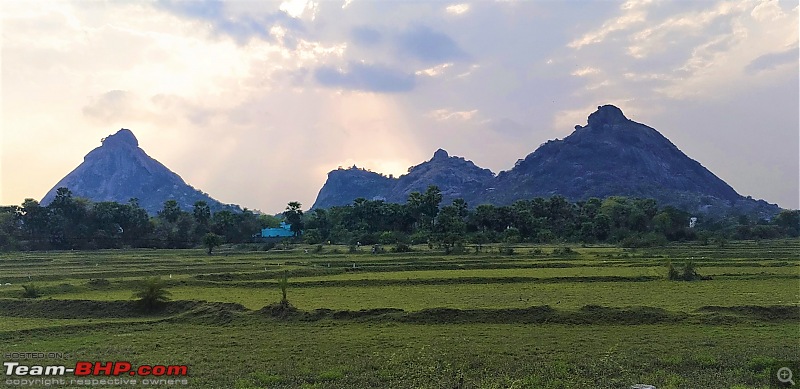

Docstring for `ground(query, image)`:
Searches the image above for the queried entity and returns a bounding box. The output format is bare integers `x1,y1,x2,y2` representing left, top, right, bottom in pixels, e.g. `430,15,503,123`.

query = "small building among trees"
261,222,295,238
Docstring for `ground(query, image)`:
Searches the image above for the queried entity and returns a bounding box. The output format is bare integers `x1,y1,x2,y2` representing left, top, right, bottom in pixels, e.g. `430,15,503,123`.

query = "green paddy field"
0,240,797,388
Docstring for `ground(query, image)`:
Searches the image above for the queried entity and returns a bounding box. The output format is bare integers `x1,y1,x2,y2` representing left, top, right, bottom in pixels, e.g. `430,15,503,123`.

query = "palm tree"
283,202,304,237
133,277,171,311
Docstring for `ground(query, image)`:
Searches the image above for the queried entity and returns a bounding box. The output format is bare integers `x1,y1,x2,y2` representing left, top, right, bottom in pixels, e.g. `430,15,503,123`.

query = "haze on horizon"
2,0,798,213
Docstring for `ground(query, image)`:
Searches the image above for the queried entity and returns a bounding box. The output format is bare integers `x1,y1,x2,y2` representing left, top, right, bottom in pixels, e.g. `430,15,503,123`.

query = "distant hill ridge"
41,129,240,215
312,105,779,217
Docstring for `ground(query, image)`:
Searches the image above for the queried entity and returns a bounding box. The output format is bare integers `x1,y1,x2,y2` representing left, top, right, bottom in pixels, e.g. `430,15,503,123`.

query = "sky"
2,0,798,213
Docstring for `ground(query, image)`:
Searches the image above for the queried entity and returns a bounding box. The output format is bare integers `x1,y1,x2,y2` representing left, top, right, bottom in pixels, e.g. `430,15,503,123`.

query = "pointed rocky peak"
102,128,138,148
41,127,239,214
432,148,450,161
587,105,629,129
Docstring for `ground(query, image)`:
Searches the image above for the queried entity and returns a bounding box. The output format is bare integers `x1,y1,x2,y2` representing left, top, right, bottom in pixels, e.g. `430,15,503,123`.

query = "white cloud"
280,0,318,19
428,108,479,122
571,67,601,77
751,0,783,22
446,4,471,15
415,62,453,77
568,0,651,49
655,2,798,100
627,2,749,59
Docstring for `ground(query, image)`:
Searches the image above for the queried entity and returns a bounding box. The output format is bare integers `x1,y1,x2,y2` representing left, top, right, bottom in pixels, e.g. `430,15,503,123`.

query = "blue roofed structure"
261,222,294,238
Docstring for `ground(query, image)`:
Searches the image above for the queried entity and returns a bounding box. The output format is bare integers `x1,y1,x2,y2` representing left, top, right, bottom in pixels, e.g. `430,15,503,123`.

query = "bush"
621,232,667,248
552,246,574,256
133,277,171,312
261,242,276,251
682,261,698,281
667,261,681,280
21,284,40,299
391,243,412,253
87,278,111,288
667,260,707,281
500,246,515,255
313,244,324,254
278,271,289,307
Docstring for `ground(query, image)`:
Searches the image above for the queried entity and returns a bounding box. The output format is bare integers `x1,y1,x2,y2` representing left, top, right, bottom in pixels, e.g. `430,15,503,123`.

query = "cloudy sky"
2,0,798,213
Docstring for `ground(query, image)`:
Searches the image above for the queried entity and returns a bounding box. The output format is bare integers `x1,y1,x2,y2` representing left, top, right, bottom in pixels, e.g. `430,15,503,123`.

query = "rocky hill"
312,105,780,217
311,167,395,209
311,149,494,209
41,129,240,215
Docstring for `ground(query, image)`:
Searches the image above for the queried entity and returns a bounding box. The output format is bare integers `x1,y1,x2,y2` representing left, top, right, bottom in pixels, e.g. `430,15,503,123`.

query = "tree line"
300,186,799,250
0,186,797,252
0,188,279,251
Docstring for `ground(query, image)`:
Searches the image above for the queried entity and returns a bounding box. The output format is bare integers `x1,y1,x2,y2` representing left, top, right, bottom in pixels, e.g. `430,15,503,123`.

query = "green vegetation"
278,270,289,306
132,277,171,312
21,284,40,298
203,232,223,254
2,186,798,253
667,260,708,281
0,240,797,387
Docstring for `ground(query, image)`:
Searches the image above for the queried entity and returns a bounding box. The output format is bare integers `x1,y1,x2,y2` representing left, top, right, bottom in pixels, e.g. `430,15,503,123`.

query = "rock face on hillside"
311,167,395,209
312,105,780,217
311,149,495,209
487,105,744,208
41,129,239,215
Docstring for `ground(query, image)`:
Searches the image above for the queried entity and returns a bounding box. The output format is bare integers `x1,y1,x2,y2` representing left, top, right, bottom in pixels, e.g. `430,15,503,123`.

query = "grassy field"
0,240,798,388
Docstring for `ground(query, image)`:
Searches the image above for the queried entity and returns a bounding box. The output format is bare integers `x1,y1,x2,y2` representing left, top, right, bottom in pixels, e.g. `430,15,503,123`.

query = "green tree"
47,188,90,249
434,204,466,254
158,199,182,223
133,277,171,311
283,202,304,237
203,232,223,254
774,210,800,237
193,201,211,236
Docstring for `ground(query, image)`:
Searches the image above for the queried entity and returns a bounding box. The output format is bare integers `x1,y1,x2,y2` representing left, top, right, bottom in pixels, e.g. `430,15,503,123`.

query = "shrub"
278,271,289,307
666,260,707,281
682,261,698,281
667,260,681,280
133,277,171,312
313,244,324,254
391,243,412,253
21,284,40,298
261,242,276,251
500,246,515,255
87,278,111,288
552,246,574,256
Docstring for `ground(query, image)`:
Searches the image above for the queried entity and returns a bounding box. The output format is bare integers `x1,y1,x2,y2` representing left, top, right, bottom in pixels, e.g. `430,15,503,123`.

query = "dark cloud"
314,62,415,93
351,26,382,46
397,25,468,63
156,0,303,44
745,45,799,74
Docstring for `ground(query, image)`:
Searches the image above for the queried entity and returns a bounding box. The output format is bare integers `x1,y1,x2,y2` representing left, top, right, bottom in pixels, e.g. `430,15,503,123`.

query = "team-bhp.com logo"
4,361,188,386
5,361,187,376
